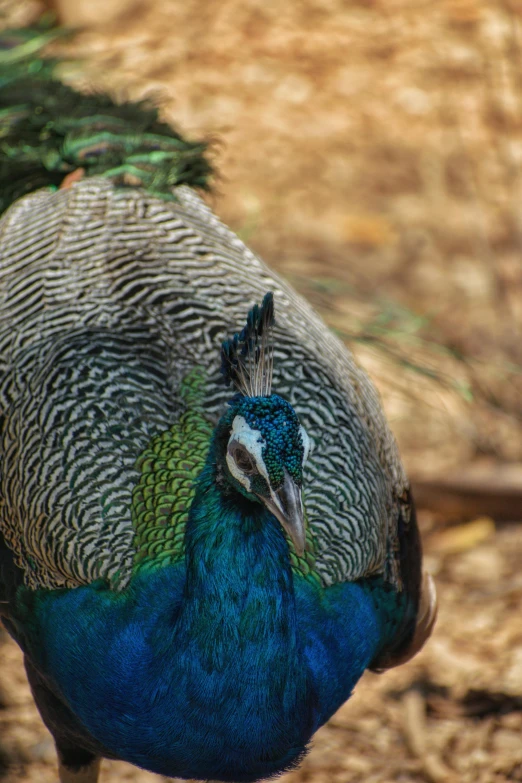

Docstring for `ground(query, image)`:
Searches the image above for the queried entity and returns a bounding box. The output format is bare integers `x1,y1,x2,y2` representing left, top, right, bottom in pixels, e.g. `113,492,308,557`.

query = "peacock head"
220,293,311,555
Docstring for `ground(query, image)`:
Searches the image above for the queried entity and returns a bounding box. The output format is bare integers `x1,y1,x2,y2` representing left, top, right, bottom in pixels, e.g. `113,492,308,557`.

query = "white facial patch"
226,415,270,493
299,424,312,465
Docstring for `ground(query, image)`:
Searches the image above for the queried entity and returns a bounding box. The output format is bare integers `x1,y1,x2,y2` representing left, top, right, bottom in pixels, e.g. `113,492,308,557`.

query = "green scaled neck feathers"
0,23,212,215
131,368,213,578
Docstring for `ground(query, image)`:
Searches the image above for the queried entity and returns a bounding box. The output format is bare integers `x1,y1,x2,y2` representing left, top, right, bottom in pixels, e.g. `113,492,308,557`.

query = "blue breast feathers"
12,501,383,782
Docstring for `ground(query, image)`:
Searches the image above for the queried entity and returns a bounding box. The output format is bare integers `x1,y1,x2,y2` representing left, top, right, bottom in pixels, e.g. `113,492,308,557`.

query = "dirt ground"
1,0,522,781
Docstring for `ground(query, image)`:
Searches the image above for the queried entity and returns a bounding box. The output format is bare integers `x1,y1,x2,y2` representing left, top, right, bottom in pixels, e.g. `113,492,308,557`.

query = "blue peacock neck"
19,447,316,781
170,441,316,777
179,449,301,671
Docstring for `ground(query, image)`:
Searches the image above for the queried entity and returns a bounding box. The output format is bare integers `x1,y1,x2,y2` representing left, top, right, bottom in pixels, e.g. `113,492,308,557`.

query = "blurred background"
1,0,522,781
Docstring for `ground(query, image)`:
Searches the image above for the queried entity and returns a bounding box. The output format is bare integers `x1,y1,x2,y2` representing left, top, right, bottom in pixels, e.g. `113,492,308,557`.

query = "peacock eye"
230,444,257,475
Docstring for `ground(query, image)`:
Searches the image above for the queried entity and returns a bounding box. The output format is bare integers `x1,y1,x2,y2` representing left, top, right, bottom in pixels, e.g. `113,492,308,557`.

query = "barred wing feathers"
0,178,409,591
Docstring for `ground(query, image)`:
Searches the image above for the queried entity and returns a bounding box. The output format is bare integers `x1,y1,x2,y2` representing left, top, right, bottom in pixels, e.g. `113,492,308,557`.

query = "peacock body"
0,24,436,783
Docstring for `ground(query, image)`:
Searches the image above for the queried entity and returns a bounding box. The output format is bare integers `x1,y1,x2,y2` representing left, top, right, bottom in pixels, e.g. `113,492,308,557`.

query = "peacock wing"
0,178,415,597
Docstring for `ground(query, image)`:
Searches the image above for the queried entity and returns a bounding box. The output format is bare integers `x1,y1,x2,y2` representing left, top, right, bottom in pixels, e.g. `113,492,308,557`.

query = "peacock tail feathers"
0,24,212,215
0,23,64,83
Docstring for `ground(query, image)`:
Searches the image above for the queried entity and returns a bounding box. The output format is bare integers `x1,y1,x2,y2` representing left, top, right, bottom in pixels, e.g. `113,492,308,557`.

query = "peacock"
0,23,437,783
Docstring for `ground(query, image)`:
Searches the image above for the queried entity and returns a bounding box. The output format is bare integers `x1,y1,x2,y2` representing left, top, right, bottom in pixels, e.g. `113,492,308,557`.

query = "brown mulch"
1,0,522,781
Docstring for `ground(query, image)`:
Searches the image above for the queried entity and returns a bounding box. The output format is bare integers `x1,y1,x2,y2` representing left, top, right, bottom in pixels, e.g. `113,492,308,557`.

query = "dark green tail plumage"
0,25,212,215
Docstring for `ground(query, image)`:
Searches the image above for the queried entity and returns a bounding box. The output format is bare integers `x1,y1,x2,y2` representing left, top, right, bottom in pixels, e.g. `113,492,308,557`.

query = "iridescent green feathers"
0,25,212,215
131,369,212,573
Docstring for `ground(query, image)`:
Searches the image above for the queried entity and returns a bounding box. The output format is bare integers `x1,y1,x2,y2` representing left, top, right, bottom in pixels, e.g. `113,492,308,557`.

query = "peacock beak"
261,471,306,556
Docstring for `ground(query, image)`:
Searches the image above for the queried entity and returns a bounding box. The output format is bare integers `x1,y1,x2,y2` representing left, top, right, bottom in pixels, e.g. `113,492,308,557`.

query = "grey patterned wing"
0,327,185,589
0,179,408,589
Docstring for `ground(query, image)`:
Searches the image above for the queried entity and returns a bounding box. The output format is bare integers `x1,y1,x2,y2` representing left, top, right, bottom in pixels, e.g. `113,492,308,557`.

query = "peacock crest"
221,291,275,397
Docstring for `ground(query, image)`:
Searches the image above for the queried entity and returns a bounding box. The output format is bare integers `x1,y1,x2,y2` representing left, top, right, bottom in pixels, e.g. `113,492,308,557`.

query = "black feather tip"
221,292,275,397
